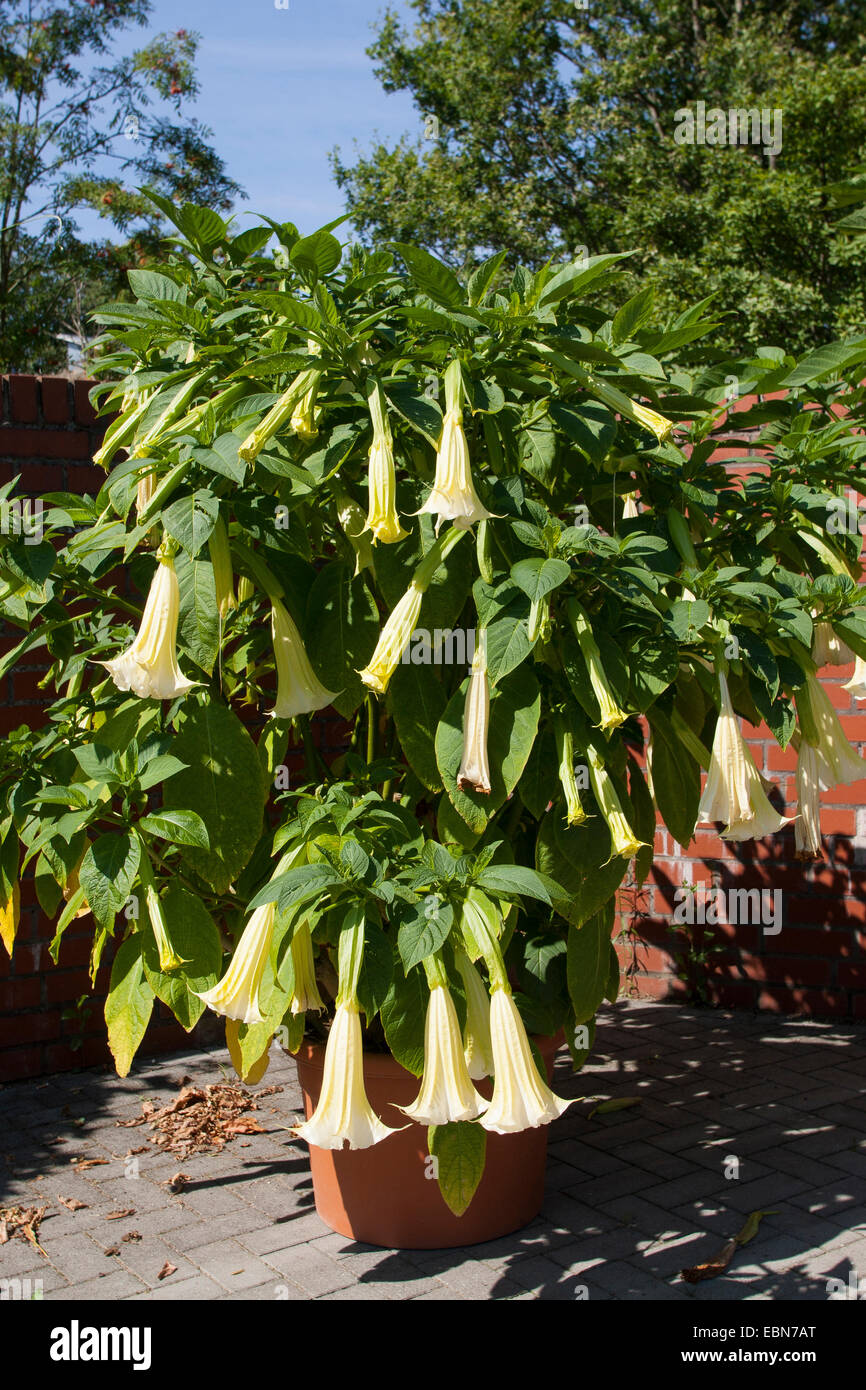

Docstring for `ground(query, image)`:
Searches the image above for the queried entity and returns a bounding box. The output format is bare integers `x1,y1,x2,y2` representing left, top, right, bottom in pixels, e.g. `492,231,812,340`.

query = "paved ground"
1,1000,865,1302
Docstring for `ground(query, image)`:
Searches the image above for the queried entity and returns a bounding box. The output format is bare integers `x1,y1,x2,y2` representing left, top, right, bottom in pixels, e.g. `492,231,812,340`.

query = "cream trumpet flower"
586,746,647,860
621,492,639,520
293,1000,398,1150
812,620,854,667
289,921,325,1015
135,465,156,518
364,382,407,544
480,986,572,1133
146,884,188,973
399,974,487,1125
417,360,494,532
800,673,866,790
456,951,494,1081
270,598,337,718
336,493,375,576
698,671,790,840
567,602,628,735
555,722,586,826
794,741,823,860
290,368,323,441
360,525,468,694
103,552,197,700
457,642,491,794
197,901,276,1025
844,655,866,700
630,401,674,443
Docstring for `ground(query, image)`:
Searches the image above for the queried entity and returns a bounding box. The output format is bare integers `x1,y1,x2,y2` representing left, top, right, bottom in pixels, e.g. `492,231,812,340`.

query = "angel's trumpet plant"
135,466,156,519
567,601,628,735
102,546,197,700
239,368,321,464
460,899,571,1132
364,383,408,544
621,492,639,520
399,957,487,1125
555,721,586,825
270,598,337,718
208,517,236,618
290,349,323,441
797,674,866,791
586,746,648,860
794,741,823,860
417,360,495,531
136,842,187,973
294,912,399,1150
198,848,306,1025
359,525,467,694
456,950,494,1081
289,921,325,1015
457,641,492,794
336,492,375,576
698,670,790,839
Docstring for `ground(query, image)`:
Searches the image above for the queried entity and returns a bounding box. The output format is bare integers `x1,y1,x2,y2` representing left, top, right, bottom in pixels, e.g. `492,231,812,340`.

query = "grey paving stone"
45,1268,149,1301
181,1237,281,1291
126,1273,226,1301
239,1212,330,1255
262,1244,355,1295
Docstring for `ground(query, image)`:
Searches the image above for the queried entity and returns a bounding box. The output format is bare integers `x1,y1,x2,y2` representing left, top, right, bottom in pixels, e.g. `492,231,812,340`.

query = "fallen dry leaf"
681,1210,777,1284
0,1205,49,1256
157,1261,177,1281
121,1231,141,1243
57,1196,88,1212
105,1209,136,1221
163,1172,189,1193
70,1158,108,1170
126,1082,281,1159
104,1246,120,1258
224,1118,265,1136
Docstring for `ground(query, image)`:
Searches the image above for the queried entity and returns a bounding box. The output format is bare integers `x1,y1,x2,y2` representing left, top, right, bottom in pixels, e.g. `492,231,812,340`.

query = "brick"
0,979,41,1009
73,380,98,426
9,376,38,423
40,378,71,424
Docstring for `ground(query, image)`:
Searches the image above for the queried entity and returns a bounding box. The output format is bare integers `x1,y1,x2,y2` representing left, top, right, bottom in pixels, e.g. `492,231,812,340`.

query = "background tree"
0,0,242,372
333,0,866,355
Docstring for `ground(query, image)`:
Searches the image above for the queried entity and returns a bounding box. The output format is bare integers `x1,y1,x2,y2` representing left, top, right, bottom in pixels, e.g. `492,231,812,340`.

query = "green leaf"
550,402,617,464
381,969,429,1076
647,708,700,848
162,489,219,558
105,935,154,1078
141,884,223,1031
397,896,454,972
519,725,557,819
611,286,655,345
138,809,209,849
290,230,342,277
429,1121,487,1217
357,919,395,1019
536,811,626,928
390,662,447,792
567,902,614,1024
79,833,140,928
539,252,632,306
162,703,267,893
305,562,379,718
605,940,620,1005
483,597,533,683
511,557,571,603
176,552,219,675
475,864,557,904
390,242,464,308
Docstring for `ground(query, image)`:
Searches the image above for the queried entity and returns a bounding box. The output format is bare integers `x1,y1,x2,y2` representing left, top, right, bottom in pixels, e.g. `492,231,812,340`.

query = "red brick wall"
2,376,866,1083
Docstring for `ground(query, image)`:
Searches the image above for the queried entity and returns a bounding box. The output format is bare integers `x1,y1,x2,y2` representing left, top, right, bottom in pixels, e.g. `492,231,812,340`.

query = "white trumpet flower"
417,361,494,532
293,1001,399,1150
812,621,854,667
456,953,494,1081
698,672,790,840
794,741,823,860
844,655,866,700
103,553,197,700
802,674,866,791
400,984,487,1125
271,599,337,718
479,987,572,1133
289,922,325,1015
197,902,276,1025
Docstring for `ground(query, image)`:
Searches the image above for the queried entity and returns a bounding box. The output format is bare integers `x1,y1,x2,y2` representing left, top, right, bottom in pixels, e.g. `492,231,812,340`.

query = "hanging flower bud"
480,986,572,1133
555,722,586,826
794,741,823,860
289,921,325,1015
567,602,628,735
237,575,254,606
270,599,337,718
146,885,188,974
239,368,321,463
399,967,487,1125
417,360,495,531
208,517,236,618
290,366,323,441
103,550,197,700
136,466,156,518
586,746,648,860
336,492,376,575
360,526,468,694
456,950,494,1081
457,641,491,794
698,671,790,839
364,383,407,544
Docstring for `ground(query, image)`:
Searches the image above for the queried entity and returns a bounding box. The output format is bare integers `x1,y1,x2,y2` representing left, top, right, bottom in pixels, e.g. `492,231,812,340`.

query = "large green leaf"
396,895,454,972
162,489,219,557
535,810,626,928
429,1121,487,1217
647,708,700,849
141,884,223,1031
79,833,140,928
105,934,154,1078
567,901,614,1024
390,661,447,791
176,551,219,675
436,664,541,833
162,703,267,893
380,969,429,1076
305,561,379,717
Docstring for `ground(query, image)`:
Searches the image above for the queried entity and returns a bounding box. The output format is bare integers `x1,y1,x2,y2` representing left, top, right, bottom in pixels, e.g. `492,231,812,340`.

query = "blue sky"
133,0,419,234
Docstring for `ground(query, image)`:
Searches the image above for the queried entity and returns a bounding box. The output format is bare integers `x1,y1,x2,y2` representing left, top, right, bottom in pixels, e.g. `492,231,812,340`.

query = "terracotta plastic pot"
295,1034,562,1249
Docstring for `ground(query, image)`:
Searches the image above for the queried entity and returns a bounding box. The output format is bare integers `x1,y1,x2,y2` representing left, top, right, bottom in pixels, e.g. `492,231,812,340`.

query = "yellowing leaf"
588,1096,641,1118
226,1019,272,1085
0,881,20,956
